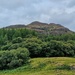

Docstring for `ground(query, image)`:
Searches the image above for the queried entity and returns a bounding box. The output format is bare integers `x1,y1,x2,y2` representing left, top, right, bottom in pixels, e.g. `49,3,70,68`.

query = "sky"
0,0,75,31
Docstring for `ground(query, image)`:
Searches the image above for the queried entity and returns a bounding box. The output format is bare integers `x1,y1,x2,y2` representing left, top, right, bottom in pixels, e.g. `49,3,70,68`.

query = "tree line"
0,28,75,69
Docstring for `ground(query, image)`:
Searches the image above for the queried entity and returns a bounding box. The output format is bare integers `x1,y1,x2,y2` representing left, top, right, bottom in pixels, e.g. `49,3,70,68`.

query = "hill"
26,21,72,35
5,24,26,29
0,22,75,75
0,57,75,75
4,21,73,35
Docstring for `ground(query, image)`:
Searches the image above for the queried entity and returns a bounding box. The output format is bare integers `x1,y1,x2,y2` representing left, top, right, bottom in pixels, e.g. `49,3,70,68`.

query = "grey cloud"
0,0,75,31
67,0,75,7
0,0,42,10
50,11,75,31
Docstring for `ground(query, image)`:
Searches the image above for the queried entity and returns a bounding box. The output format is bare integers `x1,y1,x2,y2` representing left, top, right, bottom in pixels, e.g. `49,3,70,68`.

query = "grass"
0,57,75,75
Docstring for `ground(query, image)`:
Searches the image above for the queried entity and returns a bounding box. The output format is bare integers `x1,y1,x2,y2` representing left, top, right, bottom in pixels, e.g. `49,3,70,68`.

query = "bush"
0,48,29,70
12,37,22,44
22,38,42,57
1,44,11,50
24,37,42,44
40,42,49,57
8,43,20,50
23,42,42,57
41,40,75,57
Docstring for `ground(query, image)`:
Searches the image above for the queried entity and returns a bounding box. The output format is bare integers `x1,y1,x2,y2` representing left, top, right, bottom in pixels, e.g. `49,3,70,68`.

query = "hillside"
5,24,26,29
4,21,73,35
0,57,75,75
26,21,72,35
0,22,75,75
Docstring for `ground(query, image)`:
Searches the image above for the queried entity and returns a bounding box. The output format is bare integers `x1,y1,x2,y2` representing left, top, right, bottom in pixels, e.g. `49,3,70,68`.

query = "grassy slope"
0,57,75,75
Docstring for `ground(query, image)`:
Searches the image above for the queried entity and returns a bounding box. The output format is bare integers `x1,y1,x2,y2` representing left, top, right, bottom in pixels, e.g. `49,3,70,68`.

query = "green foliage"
0,28,75,70
44,33,75,41
0,57,75,75
12,37,22,44
0,28,75,59
22,38,42,57
8,44,20,50
0,48,29,70
0,28,38,43
24,37,42,44
0,35,7,45
1,44,11,50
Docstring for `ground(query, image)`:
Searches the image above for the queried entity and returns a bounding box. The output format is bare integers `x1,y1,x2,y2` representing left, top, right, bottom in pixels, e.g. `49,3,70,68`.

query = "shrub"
24,37,42,44
41,40,75,57
0,48,29,70
12,37,22,44
1,44,11,50
22,38,42,57
23,42,42,57
8,43,20,50
40,42,49,57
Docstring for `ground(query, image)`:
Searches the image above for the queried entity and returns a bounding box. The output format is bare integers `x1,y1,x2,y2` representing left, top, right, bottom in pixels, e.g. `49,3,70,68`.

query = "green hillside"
0,26,75,74
0,57,75,75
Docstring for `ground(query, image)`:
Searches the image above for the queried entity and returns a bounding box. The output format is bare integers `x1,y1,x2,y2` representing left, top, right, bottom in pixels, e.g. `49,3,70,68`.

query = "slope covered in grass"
0,57,75,75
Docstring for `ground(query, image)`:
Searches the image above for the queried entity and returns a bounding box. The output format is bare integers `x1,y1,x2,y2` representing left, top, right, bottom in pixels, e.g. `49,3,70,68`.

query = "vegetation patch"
56,64,71,70
0,48,29,70
0,28,75,70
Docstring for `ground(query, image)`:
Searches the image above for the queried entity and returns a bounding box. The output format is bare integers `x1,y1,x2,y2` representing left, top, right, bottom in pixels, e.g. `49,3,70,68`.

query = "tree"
22,38,42,57
12,37,22,44
0,48,29,69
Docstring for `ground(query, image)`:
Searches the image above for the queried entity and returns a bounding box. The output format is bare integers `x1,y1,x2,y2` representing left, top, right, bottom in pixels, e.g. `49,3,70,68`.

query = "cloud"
0,0,75,31
67,0,75,7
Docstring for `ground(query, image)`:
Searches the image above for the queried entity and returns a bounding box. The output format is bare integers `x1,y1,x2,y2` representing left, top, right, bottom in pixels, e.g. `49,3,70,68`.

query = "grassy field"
0,57,75,75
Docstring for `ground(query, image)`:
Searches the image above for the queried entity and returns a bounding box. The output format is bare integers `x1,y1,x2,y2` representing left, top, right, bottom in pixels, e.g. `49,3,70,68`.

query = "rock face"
4,21,73,35
26,21,72,35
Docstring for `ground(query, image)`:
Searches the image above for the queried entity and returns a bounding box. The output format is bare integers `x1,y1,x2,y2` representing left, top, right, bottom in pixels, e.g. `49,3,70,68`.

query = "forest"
0,28,75,69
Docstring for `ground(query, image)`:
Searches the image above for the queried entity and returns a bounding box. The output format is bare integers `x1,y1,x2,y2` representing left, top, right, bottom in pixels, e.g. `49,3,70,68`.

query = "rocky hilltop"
4,21,72,35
